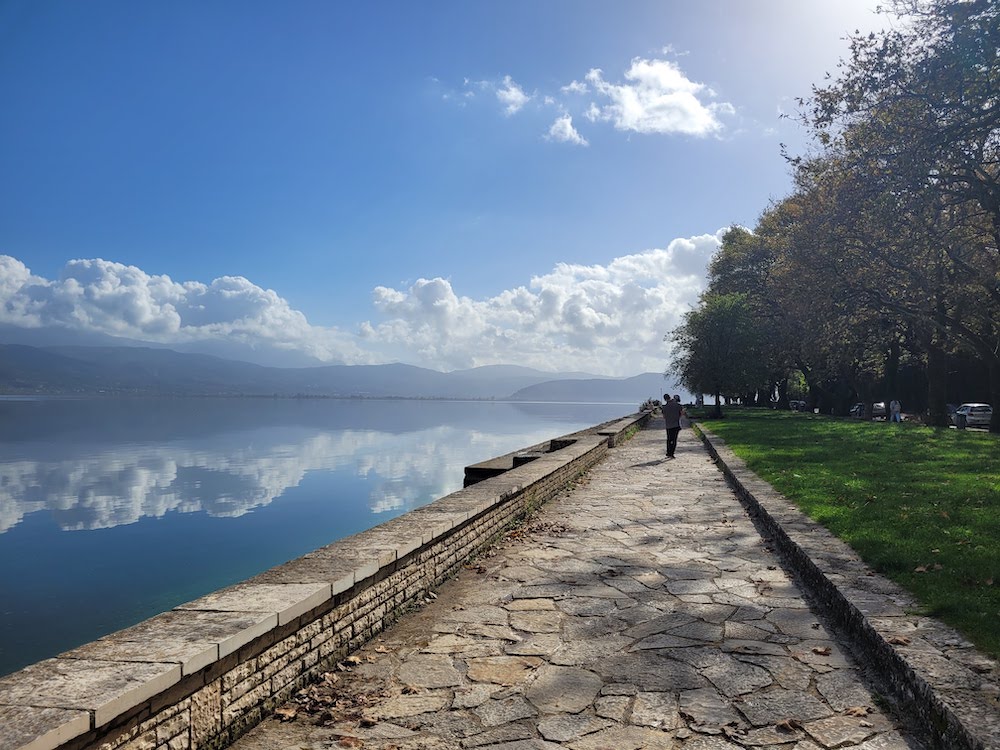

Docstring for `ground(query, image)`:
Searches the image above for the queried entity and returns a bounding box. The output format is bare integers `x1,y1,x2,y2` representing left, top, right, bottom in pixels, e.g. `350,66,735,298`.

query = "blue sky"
0,1,886,375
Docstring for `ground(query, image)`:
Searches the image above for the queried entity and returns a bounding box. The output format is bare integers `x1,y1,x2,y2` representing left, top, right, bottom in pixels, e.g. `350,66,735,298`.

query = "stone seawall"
0,412,650,750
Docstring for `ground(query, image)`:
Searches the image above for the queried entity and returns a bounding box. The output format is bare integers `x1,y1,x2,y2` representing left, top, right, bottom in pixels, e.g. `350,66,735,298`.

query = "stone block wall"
0,412,649,750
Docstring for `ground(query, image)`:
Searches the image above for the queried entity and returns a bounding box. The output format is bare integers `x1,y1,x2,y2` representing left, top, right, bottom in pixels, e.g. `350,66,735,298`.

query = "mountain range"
0,343,672,403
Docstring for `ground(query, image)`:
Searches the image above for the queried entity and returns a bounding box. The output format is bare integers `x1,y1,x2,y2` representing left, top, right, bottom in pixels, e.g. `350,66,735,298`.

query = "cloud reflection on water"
0,417,570,534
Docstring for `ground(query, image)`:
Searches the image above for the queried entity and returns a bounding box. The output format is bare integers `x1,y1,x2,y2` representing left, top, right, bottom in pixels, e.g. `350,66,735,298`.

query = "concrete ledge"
0,658,182,729
0,706,91,750
597,412,649,447
463,411,649,486
696,423,1000,750
0,414,644,750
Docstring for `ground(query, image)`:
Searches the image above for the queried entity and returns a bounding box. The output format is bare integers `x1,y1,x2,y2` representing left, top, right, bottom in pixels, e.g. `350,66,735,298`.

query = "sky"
0,1,888,376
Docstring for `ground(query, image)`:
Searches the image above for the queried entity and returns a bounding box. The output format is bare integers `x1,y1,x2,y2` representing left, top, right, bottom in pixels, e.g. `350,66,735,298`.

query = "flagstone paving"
232,422,923,750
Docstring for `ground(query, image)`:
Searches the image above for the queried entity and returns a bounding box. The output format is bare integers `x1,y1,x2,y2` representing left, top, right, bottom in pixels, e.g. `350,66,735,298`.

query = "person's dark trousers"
666,427,680,457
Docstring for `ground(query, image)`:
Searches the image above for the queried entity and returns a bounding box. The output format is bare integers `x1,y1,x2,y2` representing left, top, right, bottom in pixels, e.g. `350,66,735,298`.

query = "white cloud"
0,229,723,375
0,256,371,365
459,55,734,141
585,57,732,136
361,231,724,375
546,115,589,146
496,75,531,115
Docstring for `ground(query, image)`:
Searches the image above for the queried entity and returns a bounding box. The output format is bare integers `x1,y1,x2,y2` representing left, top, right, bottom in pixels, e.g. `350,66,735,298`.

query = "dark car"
872,401,887,418
849,403,864,418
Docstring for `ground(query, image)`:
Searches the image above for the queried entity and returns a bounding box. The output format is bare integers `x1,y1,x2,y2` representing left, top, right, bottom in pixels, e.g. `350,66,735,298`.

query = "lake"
0,397,632,676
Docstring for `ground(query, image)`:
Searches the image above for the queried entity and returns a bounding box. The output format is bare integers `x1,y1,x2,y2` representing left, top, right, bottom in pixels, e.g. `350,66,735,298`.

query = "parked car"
872,401,887,418
849,403,864,418
789,400,807,412
952,403,993,428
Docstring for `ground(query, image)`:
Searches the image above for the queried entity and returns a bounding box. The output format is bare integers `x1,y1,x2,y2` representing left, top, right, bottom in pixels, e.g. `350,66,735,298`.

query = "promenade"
232,420,921,750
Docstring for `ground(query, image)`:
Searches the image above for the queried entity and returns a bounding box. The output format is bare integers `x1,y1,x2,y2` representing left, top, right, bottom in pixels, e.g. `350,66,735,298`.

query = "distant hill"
0,343,650,401
507,373,674,403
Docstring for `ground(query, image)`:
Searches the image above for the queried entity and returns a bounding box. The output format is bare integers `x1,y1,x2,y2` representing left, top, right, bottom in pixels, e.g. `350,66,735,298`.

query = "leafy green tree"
801,0,1000,429
706,224,805,407
669,293,769,417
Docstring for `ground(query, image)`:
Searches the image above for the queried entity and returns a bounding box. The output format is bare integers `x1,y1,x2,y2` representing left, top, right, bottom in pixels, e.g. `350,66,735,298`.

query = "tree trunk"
713,390,723,418
926,341,949,427
885,336,900,404
776,377,789,409
990,360,1000,434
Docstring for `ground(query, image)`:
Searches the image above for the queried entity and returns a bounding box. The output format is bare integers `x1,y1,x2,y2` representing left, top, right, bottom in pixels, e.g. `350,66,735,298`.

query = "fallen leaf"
860,720,874,727
274,705,298,722
986,578,994,586
345,655,363,665
775,718,803,732
931,548,940,554
338,738,363,748
914,565,928,573
812,646,832,656
402,685,419,694
844,706,870,717
887,636,911,646
374,645,390,653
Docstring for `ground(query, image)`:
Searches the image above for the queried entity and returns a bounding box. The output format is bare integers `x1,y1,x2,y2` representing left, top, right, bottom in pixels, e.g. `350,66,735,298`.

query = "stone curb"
695,423,1000,750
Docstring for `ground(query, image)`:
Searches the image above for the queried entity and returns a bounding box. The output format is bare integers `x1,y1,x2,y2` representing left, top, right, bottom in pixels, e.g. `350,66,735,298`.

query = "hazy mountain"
0,324,167,351
0,345,109,393
0,324,329,368
507,373,675,403
0,343,645,401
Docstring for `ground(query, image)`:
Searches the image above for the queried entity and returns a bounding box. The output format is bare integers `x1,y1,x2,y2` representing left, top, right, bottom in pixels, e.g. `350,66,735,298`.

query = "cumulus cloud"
361,231,724,375
546,114,589,146
561,80,588,95
0,228,722,375
585,58,732,136
455,54,736,142
496,75,531,115
0,256,370,364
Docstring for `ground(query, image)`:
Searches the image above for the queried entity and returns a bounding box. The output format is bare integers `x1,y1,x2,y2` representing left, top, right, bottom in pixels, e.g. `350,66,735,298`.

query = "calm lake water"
0,397,631,676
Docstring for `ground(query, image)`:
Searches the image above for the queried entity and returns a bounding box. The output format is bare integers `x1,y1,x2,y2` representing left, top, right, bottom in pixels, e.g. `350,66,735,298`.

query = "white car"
952,403,993,428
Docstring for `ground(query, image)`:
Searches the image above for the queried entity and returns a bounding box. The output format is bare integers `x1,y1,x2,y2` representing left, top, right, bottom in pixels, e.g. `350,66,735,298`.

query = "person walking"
889,398,902,423
662,393,685,458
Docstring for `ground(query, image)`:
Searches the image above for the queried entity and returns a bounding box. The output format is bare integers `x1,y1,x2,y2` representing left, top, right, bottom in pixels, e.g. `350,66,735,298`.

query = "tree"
801,0,1000,429
669,293,768,417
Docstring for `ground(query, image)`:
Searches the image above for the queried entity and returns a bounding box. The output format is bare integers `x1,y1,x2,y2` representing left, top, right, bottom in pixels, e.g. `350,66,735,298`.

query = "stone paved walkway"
232,422,922,750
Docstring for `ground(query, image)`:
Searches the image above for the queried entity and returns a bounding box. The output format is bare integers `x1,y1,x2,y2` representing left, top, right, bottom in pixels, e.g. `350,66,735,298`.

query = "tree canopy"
669,0,1000,431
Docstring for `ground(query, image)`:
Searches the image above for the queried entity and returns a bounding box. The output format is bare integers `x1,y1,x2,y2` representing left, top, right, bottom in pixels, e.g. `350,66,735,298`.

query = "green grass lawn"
697,408,999,657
